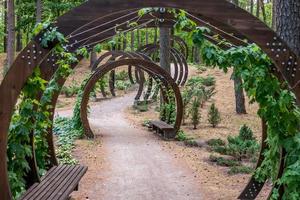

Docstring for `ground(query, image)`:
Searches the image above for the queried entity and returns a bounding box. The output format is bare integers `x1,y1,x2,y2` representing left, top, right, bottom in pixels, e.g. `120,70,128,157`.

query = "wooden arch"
1,1,300,199
81,58,183,138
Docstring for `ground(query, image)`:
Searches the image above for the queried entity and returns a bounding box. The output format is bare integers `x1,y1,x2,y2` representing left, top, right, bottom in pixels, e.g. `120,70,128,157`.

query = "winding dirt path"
59,93,203,200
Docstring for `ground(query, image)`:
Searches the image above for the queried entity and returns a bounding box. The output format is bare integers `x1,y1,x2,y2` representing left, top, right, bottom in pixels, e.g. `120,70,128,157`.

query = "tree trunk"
260,0,267,22
145,29,149,45
232,0,247,114
16,27,22,51
272,0,277,30
130,31,134,51
256,0,260,18
3,0,7,52
159,26,171,73
154,27,158,43
233,72,247,114
137,29,140,48
6,0,15,73
36,0,42,24
123,32,127,50
89,48,97,68
194,46,200,64
276,0,300,56
250,0,254,14
16,0,22,52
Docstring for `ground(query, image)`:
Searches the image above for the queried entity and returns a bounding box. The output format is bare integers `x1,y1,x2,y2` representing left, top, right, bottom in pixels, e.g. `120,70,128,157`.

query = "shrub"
190,97,201,129
184,139,198,147
115,70,128,81
207,138,225,146
226,136,259,161
142,119,151,127
239,124,255,141
116,80,132,91
209,155,240,167
201,75,216,87
208,103,221,128
176,130,189,141
228,166,253,175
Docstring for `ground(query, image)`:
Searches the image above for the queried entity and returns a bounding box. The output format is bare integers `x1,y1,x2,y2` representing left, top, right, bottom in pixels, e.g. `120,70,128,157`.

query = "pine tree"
208,103,221,128
190,97,201,129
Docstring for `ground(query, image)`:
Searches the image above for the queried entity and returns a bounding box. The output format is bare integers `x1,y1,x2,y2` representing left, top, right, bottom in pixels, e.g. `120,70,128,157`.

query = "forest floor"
0,53,271,199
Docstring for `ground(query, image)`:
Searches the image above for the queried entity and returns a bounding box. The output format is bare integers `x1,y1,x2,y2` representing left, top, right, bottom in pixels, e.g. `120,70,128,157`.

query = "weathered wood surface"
20,165,87,200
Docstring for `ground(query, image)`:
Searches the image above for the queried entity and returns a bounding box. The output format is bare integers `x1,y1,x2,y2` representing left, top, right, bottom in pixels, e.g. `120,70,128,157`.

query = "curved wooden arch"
1,1,300,199
80,59,183,138
140,44,189,86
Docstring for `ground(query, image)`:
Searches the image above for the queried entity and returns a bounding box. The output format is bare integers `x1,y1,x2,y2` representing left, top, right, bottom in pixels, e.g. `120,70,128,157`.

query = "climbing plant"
7,22,88,199
191,25,300,199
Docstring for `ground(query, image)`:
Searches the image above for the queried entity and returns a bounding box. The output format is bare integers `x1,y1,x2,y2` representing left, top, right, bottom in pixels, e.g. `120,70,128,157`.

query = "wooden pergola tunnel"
1,1,300,199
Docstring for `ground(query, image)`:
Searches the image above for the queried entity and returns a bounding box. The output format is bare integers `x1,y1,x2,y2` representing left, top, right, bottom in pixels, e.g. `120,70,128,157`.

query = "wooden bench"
149,120,176,139
20,165,87,200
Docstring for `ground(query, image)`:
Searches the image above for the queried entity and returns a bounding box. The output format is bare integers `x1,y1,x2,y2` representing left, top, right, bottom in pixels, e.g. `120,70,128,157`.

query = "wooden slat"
52,166,87,200
20,165,87,200
20,166,67,199
150,120,174,130
22,165,70,200
45,166,84,200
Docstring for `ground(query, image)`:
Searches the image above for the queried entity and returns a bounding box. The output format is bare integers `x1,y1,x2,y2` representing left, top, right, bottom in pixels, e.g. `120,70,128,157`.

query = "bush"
116,80,132,91
207,138,225,146
228,166,253,175
176,130,189,141
142,119,151,127
239,124,255,141
115,70,128,81
209,155,240,167
184,139,198,147
190,97,201,129
61,84,80,97
208,103,221,128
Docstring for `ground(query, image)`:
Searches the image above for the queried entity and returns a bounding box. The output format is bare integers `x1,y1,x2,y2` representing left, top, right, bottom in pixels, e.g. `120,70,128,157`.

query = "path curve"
59,93,203,200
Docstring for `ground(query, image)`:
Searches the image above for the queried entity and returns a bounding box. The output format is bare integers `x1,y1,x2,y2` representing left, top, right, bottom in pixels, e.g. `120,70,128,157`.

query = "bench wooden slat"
47,166,86,200
52,166,87,200
150,120,173,130
34,165,75,200
149,120,176,139
20,165,87,200
20,165,68,200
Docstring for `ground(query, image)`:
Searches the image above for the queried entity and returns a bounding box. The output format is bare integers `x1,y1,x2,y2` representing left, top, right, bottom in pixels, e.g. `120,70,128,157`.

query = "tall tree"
3,0,7,53
260,0,267,22
159,26,171,73
275,0,300,56
5,0,15,73
256,0,260,18
272,0,277,30
232,0,247,114
36,0,42,24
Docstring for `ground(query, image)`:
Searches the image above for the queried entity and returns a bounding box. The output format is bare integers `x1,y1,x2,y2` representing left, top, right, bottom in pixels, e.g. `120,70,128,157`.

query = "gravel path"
59,93,202,200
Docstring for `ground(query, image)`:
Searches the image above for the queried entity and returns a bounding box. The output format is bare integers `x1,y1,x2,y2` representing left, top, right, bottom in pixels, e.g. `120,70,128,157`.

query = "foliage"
209,155,240,167
175,130,189,141
115,80,132,91
184,139,198,147
53,117,82,164
209,125,259,161
228,165,254,175
160,90,176,125
207,138,225,147
207,103,221,128
6,23,84,198
189,97,201,129
191,27,300,197
61,84,80,97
